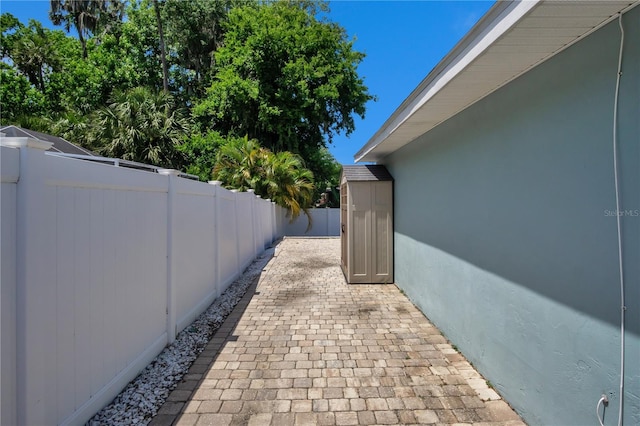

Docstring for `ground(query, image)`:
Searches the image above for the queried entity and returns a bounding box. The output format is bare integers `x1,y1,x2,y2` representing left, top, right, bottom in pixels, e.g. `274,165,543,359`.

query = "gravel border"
88,245,277,425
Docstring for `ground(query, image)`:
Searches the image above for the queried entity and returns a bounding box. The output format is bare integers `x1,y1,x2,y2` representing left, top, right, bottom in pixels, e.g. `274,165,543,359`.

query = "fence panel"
276,206,287,238
43,154,169,425
284,208,340,236
1,137,289,425
172,177,218,334
261,200,273,248
235,192,255,271
216,188,240,292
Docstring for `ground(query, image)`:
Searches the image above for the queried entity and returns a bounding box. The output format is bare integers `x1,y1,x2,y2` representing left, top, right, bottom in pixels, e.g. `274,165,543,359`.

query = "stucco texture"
384,7,639,426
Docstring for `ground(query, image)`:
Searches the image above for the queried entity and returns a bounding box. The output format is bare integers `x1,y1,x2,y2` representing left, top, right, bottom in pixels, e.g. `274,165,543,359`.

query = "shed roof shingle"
341,165,393,182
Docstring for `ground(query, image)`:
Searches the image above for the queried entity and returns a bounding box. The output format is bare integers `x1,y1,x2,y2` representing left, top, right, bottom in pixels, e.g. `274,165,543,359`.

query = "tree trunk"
38,67,45,92
153,0,169,94
78,30,88,58
74,14,88,59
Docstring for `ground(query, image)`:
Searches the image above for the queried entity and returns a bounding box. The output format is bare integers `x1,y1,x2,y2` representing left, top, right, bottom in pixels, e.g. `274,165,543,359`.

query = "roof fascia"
354,0,540,163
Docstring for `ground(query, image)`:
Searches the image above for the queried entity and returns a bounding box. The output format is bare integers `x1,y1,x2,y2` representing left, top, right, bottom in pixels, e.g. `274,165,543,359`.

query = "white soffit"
355,0,638,163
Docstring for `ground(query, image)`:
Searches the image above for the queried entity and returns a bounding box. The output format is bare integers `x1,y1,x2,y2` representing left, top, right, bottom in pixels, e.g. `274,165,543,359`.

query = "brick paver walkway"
152,238,524,425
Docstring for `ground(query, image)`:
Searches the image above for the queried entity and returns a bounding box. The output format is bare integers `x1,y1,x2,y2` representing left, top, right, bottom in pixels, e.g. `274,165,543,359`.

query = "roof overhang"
355,0,639,163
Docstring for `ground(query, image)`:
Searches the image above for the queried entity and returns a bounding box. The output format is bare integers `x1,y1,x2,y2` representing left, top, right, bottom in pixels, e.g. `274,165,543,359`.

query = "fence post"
209,181,222,298
255,195,263,254
231,190,241,278
271,202,276,243
3,137,53,425
159,169,179,344
0,143,18,426
264,199,269,247
246,190,257,258
265,199,272,245
0,141,21,426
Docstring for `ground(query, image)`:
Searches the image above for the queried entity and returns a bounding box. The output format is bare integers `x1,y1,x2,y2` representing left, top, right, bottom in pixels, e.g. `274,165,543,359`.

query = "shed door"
350,182,370,281
349,182,393,283
371,182,393,282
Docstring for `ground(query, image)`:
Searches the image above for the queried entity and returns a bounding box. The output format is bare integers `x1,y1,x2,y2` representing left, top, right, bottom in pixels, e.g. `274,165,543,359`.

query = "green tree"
2,11,157,117
177,130,228,181
162,0,235,100
0,63,47,123
6,114,54,133
111,1,165,93
52,110,103,151
5,19,60,92
301,146,342,205
43,30,102,113
151,0,169,94
213,137,315,221
90,87,190,167
194,1,373,153
1,13,22,57
49,0,125,58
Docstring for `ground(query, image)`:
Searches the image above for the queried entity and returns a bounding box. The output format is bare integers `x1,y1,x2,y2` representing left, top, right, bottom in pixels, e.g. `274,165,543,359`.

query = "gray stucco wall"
384,8,639,426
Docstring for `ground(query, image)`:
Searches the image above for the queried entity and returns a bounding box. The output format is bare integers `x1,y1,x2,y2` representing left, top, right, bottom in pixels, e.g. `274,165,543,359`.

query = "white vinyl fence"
283,208,340,236
0,138,288,425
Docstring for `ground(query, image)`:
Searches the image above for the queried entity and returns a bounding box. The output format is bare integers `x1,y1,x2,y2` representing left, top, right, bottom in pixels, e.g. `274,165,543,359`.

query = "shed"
340,165,393,283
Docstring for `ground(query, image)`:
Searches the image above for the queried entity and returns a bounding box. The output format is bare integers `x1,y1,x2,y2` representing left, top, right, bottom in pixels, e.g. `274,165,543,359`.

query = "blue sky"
327,1,494,164
1,0,495,165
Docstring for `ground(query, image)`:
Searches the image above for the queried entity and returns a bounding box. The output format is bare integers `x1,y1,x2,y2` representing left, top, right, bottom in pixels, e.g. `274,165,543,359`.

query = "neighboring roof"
355,0,639,163
341,165,393,182
1,125,201,180
0,125,96,156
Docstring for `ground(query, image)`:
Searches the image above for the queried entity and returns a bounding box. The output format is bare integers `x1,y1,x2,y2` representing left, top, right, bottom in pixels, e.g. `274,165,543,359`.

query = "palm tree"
93,87,190,168
52,111,101,151
49,0,124,58
213,138,315,223
213,137,269,191
12,22,59,91
10,115,54,133
263,151,315,222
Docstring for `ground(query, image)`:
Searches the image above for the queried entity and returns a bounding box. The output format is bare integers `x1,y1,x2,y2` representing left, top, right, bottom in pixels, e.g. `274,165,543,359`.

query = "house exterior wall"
383,8,639,426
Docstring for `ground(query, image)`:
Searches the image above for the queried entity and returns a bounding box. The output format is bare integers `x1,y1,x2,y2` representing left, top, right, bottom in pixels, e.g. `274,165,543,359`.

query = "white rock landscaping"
88,247,275,425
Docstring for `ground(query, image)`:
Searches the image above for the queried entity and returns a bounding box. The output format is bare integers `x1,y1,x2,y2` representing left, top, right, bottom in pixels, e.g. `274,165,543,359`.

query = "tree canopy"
194,1,373,154
1,0,371,217
93,87,190,167
49,0,125,58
